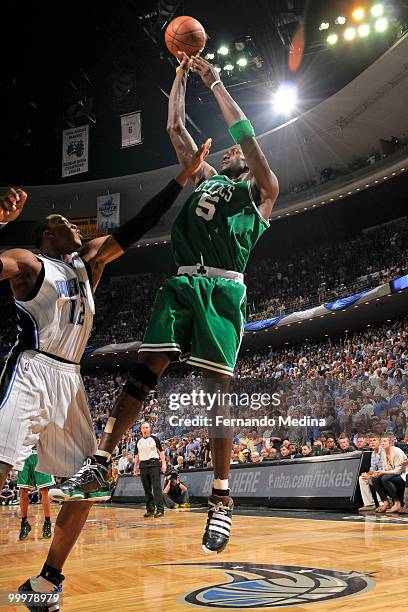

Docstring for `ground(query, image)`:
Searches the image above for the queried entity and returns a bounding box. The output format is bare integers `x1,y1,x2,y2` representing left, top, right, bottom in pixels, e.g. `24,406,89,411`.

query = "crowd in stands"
77,316,408,481
246,217,408,318
282,133,407,199
4,313,408,505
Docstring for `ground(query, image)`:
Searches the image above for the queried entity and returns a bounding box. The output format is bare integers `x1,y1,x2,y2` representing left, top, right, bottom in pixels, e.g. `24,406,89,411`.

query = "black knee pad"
123,363,158,401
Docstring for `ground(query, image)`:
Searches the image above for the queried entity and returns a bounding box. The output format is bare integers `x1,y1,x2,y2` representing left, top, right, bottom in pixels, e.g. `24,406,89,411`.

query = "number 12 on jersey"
69,299,85,326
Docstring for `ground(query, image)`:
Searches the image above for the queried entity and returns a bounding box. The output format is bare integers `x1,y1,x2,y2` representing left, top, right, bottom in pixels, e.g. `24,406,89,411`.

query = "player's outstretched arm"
167,52,216,187
0,188,42,293
0,188,28,229
80,139,212,290
191,56,279,220
0,248,41,282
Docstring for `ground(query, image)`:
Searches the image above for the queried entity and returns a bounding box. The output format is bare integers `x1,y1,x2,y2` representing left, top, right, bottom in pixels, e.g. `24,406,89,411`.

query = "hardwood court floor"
1,504,408,611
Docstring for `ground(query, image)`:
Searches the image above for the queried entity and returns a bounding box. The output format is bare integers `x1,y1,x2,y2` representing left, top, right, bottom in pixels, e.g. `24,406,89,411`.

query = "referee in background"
134,422,167,518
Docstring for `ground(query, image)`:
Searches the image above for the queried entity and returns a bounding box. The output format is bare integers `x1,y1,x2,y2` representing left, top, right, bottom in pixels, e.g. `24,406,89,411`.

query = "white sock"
95,449,111,461
214,479,229,491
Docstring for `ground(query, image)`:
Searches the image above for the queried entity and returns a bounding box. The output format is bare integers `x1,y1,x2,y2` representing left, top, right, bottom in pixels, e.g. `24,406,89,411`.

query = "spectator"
325,437,340,454
300,444,312,457
0,484,15,505
117,450,129,474
371,435,407,513
268,448,278,461
338,435,357,453
359,434,386,512
174,456,185,471
278,446,291,460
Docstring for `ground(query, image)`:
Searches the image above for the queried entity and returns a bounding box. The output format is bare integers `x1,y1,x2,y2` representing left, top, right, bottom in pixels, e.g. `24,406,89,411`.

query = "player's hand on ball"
191,55,221,89
176,51,192,75
0,188,28,223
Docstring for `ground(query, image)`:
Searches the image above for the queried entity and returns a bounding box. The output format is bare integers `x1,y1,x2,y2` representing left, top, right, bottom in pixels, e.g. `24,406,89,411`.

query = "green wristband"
229,119,255,144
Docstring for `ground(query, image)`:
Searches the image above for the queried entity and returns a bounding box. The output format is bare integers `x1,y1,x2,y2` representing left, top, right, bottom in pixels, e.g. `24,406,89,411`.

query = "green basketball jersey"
171,175,269,274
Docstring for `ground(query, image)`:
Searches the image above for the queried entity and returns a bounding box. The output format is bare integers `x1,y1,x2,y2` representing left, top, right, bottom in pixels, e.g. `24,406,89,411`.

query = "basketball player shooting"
0,143,210,609
51,52,279,555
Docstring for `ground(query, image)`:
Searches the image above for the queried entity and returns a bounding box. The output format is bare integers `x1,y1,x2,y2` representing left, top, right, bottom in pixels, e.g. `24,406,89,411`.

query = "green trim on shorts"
140,275,246,374
17,453,55,489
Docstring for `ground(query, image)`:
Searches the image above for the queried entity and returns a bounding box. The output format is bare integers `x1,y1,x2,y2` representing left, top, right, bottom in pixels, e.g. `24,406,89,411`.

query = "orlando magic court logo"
150,562,373,608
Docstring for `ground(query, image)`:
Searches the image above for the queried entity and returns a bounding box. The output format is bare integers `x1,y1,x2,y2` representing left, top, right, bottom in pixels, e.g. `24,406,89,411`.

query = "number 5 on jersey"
195,194,218,221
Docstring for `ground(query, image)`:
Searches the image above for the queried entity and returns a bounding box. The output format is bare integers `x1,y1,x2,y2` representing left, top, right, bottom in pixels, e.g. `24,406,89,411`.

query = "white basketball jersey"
12,253,95,363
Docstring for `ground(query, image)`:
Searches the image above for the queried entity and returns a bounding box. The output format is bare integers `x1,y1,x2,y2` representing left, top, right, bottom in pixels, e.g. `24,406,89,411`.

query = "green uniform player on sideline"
51,52,279,556
17,446,54,540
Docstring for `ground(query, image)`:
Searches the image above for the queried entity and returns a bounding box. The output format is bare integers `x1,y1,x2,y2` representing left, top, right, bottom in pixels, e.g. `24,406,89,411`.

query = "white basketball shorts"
0,350,97,477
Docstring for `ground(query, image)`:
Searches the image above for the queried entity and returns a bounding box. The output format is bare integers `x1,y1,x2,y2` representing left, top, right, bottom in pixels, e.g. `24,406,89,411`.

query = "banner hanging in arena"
62,125,89,178
97,193,120,229
120,111,142,148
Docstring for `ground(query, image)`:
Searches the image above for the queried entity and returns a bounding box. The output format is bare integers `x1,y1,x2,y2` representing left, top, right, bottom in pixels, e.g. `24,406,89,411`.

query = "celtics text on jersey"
171,175,269,274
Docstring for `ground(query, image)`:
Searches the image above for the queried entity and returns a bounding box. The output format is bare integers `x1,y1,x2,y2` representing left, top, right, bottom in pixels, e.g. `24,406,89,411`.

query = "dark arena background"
1,1,408,610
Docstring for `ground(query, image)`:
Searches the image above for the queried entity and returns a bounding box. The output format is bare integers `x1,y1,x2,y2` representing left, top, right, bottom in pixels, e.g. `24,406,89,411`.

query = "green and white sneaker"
48,457,111,502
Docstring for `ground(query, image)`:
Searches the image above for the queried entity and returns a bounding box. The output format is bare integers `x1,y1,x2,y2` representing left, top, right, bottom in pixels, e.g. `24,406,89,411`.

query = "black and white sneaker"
48,457,111,502
202,494,233,554
42,520,52,539
19,520,31,541
18,575,63,611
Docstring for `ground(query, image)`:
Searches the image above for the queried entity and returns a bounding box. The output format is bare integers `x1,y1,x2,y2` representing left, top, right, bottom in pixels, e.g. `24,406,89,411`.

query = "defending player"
52,54,279,554
0,142,210,610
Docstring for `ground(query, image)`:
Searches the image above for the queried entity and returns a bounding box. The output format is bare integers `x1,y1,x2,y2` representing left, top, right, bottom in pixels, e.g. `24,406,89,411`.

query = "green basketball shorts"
17,452,55,489
139,274,247,376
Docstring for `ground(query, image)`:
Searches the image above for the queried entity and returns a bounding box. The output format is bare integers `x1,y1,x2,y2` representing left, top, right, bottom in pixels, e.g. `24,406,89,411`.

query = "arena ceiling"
1,0,405,185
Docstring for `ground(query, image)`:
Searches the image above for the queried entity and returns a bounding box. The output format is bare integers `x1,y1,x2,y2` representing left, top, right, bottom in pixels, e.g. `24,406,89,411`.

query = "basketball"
165,16,207,58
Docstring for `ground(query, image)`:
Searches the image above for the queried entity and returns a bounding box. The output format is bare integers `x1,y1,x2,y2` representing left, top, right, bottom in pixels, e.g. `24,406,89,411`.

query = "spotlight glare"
236,57,248,67
335,16,346,25
371,4,384,17
344,27,356,40
375,17,388,32
327,33,338,45
358,23,370,37
214,65,222,73
352,7,365,20
217,46,229,55
205,52,215,60
224,63,234,71
273,83,298,115
319,22,330,31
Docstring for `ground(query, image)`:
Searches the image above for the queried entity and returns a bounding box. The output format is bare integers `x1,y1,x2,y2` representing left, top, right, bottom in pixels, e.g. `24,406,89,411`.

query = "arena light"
358,23,370,37
236,57,248,67
375,17,388,32
327,33,338,45
335,16,347,25
352,7,365,20
344,27,356,40
214,65,222,73
205,52,215,60
224,63,234,71
273,83,298,114
371,4,384,17
319,22,330,31
217,46,229,55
